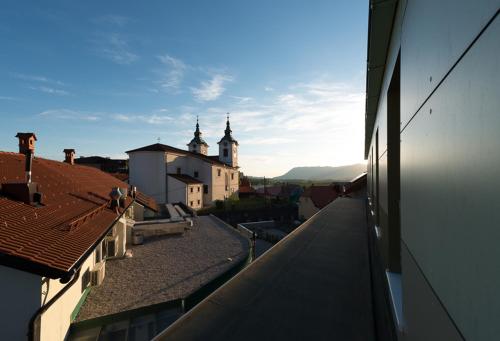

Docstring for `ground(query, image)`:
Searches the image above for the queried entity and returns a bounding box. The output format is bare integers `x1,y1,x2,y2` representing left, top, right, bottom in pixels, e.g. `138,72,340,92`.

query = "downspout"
27,199,134,340
27,268,80,341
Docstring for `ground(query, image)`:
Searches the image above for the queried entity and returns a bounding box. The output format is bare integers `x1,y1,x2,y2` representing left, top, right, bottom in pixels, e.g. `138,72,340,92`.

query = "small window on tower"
223,149,228,157
176,167,181,174
231,173,234,180
190,201,193,207
197,199,200,205
217,169,221,176
194,171,199,178
198,186,200,192
203,185,208,193
190,187,193,193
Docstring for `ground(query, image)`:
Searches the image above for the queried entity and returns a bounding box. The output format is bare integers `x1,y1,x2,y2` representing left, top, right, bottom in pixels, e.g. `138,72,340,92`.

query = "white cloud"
11,73,65,86
157,54,187,91
240,137,295,145
112,113,173,125
191,74,233,101
30,86,69,96
264,86,274,92
39,109,100,121
97,33,138,65
0,96,19,101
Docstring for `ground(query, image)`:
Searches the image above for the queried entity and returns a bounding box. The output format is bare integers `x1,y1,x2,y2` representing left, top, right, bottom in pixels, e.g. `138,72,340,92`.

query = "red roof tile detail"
0,152,137,276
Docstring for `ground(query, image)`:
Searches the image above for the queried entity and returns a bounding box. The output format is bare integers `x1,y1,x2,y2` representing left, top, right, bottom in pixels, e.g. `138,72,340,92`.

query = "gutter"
28,268,81,341
26,199,134,340
63,199,134,281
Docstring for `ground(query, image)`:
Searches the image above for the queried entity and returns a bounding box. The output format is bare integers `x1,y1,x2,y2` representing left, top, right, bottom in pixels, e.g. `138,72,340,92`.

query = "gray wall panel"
401,17,500,340
401,0,499,126
401,244,463,341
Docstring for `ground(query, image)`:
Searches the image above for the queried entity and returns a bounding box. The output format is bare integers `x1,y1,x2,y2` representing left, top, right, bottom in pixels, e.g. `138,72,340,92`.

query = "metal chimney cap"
109,187,123,200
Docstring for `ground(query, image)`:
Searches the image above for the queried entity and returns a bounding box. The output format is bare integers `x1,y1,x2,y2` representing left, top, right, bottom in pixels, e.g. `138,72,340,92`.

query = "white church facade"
127,115,239,209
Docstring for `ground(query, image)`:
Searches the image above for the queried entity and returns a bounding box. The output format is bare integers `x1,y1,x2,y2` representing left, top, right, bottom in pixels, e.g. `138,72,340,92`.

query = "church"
126,115,239,209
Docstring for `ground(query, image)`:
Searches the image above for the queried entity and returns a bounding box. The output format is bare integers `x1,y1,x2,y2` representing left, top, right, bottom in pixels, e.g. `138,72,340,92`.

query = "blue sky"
0,0,368,177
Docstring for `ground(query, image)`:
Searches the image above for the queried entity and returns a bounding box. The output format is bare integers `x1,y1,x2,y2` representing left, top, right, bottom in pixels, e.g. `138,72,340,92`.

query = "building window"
225,185,228,191
203,185,208,194
190,187,193,193
190,201,193,207
217,169,221,176
194,171,199,178
176,167,181,174
197,199,200,205
223,148,228,157
198,186,200,192
231,173,234,180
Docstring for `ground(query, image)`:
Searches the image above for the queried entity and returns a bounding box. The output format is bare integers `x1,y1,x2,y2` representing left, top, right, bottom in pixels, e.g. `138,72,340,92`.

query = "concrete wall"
129,151,167,204
187,184,203,209
0,265,40,340
40,249,96,341
211,167,239,202
167,175,188,205
367,1,500,340
166,153,213,205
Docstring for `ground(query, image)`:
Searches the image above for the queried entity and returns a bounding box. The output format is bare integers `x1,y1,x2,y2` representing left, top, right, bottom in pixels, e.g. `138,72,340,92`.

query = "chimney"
16,132,37,155
1,133,42,205
63,149,75,165
15,132,37,183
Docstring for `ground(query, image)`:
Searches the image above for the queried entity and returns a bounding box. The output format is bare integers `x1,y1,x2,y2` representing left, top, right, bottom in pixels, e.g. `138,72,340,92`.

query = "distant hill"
274,164,366,181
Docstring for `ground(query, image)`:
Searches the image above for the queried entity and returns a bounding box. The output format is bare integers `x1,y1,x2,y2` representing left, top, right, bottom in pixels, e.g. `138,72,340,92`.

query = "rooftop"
155,197,391,340
0,151,156,279
126,143,237,169
168,173,204,185
76,215,249,322
302,185,339,209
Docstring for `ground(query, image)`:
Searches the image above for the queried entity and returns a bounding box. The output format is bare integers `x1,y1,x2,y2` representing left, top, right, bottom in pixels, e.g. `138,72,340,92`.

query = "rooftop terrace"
75,215,249,322
155,196,395,340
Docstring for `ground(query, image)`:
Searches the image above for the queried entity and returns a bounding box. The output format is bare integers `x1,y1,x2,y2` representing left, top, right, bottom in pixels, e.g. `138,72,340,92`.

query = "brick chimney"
63,149,75,165
16,132,37,155
15,133,37,183
2,132,42,205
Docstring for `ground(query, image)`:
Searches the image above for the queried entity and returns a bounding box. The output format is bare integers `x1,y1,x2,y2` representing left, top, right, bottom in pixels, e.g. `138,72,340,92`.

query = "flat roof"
168,174,204,185
155,198,377,340
75,216,249,322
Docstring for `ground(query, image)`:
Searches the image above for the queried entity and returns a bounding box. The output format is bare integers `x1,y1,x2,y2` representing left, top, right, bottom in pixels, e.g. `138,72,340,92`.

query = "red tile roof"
0,152,140,278
302,185,338,209
135,190,159,212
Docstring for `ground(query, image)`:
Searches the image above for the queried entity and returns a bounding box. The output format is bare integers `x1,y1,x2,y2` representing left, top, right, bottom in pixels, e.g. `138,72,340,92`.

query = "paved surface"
156,198,376,341
76,216,249,322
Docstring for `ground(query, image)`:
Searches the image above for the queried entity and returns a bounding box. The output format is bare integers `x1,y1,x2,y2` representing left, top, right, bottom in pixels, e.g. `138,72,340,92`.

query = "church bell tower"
218,113,238,167
188,116,208,155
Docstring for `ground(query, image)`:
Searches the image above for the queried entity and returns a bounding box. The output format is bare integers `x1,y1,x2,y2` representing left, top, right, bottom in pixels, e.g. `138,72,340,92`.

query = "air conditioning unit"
106,235,119,258
90,262,106,286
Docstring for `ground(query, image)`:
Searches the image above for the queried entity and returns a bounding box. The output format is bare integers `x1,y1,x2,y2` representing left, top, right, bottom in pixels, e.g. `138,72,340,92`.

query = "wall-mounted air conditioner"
90,261,106,286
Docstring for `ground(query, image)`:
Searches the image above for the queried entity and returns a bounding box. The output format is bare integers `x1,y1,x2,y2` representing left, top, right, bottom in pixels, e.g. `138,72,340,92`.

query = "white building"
0,133,157,341
127,116,240,209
